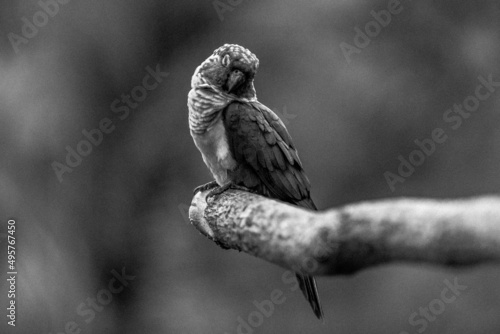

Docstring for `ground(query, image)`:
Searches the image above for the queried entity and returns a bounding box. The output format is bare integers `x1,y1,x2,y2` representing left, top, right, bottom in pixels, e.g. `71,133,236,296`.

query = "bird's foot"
193,181,219,195
206,183,252,200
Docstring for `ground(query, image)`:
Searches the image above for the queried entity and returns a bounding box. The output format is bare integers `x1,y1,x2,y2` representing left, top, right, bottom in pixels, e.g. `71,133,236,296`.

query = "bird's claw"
206,183,252,200
193,181,219,195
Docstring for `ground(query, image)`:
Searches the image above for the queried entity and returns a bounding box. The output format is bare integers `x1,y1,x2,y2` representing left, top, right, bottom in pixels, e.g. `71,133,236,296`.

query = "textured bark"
189,190,500,275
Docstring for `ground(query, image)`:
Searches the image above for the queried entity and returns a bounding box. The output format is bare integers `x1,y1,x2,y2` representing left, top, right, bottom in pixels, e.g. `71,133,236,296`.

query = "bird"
187,44,323,319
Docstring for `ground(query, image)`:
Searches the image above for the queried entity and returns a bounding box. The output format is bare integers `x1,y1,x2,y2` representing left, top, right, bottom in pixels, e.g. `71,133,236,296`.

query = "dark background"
1,0,499,333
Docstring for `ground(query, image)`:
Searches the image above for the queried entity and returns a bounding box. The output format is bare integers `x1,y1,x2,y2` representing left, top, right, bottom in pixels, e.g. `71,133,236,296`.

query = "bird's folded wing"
223,101,316,209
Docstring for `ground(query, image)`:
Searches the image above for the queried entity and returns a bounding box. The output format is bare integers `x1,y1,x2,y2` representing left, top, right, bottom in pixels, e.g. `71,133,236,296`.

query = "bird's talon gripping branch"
193,180,219,195
206,183,251,200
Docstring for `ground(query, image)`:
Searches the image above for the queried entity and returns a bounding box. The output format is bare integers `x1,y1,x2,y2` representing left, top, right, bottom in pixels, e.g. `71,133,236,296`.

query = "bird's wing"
223,101,316,210
224,101,323,319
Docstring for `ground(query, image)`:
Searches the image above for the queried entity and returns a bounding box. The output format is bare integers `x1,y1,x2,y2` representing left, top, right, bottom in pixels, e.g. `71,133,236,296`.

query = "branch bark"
189,190,500,275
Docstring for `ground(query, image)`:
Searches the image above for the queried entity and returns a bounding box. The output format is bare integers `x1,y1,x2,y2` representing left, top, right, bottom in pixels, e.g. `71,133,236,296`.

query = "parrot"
188,44,323,319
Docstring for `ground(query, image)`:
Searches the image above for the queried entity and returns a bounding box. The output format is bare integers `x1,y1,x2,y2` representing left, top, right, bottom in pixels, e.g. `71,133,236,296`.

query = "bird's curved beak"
227,70,245,94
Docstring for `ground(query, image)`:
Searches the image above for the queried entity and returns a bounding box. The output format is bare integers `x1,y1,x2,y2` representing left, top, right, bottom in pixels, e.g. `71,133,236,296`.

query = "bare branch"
189,190,500,275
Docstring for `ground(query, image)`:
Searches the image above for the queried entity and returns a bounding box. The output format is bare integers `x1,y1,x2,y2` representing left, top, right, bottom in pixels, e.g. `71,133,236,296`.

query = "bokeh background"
1,0,500,333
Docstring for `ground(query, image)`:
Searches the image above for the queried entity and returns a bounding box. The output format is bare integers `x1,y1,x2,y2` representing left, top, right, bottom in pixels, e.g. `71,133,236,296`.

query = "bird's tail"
294,197,324,319
296,273,324,320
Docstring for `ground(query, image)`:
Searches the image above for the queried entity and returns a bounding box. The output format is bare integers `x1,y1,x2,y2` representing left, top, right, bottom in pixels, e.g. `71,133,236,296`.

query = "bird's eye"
221,54,231,67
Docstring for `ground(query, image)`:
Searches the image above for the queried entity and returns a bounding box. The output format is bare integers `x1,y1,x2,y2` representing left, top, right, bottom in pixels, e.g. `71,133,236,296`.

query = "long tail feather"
296,273,324,320
294,197,324,319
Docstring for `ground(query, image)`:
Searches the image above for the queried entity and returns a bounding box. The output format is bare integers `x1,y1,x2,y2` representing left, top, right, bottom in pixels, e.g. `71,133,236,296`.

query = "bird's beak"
227,71,245,94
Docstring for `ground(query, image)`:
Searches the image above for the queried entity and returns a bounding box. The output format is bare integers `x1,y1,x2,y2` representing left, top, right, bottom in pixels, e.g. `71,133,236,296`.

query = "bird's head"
192,44,259,99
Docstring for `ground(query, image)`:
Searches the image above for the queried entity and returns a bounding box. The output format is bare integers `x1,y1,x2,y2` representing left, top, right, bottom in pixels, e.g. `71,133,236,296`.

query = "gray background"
1,0,499,333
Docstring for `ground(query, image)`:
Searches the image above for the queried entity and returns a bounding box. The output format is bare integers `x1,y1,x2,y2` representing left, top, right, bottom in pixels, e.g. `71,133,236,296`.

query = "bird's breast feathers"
191,117,237,186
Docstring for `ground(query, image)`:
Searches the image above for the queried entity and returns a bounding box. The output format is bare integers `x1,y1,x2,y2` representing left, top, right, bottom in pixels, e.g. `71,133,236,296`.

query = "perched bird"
188,44,323,319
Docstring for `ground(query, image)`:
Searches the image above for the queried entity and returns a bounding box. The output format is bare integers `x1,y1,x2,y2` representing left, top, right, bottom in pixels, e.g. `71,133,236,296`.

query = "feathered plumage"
188,44,323,319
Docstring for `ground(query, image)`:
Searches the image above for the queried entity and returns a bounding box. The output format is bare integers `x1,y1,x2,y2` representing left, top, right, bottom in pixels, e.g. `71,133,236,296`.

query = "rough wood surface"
189,190,500,275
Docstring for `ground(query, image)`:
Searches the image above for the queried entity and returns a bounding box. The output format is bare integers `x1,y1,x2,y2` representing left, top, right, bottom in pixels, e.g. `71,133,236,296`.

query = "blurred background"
1,0,499,333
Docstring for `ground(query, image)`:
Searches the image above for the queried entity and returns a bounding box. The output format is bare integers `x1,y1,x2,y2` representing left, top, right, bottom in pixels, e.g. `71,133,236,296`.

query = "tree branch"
189,190,500,275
